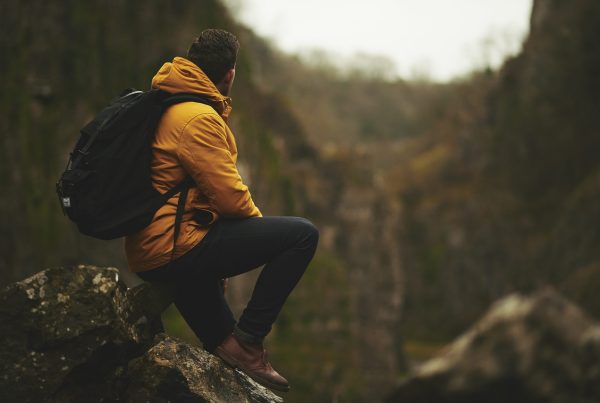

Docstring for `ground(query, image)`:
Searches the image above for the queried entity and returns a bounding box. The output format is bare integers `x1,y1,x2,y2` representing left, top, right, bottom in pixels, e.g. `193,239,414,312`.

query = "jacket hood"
151,57,232,118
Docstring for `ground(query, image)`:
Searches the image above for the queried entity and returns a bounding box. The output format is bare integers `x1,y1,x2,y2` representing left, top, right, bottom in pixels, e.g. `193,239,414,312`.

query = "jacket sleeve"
177,112,262,218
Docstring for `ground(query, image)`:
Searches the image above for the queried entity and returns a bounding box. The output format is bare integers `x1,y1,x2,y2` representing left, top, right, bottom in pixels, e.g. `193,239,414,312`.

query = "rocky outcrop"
0,265,282,403
385,289,600,403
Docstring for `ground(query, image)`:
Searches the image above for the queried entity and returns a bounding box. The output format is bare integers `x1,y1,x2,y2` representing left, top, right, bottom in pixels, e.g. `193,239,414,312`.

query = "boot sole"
215,347,290,393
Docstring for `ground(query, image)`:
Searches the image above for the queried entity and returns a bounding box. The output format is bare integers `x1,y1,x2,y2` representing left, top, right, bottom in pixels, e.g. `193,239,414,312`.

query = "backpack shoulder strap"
167,177,195,264
160,177,192,203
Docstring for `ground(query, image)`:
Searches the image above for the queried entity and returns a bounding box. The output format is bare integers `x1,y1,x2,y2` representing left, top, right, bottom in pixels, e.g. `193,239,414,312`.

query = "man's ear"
216,68,236,96
223,68,235,85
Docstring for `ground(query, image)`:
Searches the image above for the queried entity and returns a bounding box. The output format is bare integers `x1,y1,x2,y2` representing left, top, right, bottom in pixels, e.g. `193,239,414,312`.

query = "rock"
386,288,600,403
0,266,283,403
122,334,281,403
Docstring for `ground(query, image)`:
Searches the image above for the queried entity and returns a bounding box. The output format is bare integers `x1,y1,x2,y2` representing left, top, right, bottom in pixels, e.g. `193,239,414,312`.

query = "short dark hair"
186,29,239,84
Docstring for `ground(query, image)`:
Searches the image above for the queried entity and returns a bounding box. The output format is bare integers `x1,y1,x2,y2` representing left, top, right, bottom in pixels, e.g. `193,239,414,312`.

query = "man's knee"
293,217,319,248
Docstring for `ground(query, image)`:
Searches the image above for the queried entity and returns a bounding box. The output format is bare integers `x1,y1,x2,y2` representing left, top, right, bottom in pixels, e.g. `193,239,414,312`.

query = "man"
125,29,319,392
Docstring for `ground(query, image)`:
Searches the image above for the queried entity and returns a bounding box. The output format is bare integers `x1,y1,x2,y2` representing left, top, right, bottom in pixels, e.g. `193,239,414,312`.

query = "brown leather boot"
215,334,290,392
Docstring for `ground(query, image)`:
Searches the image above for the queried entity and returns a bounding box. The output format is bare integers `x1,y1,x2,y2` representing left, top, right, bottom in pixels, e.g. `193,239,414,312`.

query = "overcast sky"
224,0,533,81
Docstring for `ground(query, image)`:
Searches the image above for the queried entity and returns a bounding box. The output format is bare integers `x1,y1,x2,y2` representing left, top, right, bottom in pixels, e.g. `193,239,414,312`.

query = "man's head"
187,29,239,96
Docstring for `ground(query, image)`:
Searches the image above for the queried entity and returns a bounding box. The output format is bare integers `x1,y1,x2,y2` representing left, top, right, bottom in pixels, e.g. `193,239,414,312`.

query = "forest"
1,0,599,402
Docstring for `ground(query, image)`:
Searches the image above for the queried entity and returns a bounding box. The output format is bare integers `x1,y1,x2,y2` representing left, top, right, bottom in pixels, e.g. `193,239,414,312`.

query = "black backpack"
56,88,212,241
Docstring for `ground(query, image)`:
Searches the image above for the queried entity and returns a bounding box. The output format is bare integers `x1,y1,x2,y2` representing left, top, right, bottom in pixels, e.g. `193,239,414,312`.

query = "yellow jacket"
125,57,261,272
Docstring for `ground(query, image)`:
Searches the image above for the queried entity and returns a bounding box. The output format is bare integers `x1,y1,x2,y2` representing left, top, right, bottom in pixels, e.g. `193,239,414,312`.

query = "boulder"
0,265,282,403
122,334,279,403
386,289,600,403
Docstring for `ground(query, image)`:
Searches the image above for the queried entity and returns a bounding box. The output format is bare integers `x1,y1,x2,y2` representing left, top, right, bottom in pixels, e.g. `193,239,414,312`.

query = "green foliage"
161,304,200,346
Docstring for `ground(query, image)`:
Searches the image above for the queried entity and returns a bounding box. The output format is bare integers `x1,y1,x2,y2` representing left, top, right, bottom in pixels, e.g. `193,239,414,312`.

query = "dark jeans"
138,216,319,352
